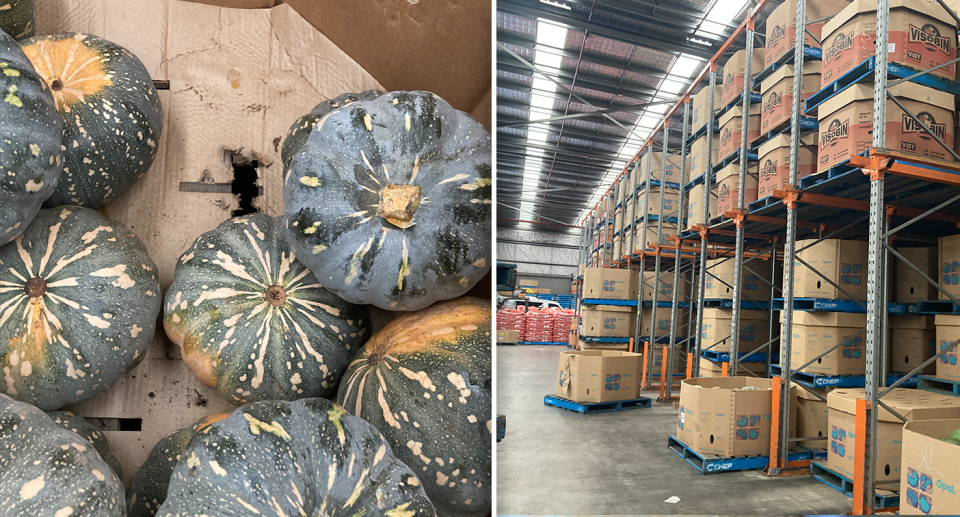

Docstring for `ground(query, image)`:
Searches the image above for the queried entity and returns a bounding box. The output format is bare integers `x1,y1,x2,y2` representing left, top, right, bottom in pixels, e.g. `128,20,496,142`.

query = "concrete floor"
496,346,852,515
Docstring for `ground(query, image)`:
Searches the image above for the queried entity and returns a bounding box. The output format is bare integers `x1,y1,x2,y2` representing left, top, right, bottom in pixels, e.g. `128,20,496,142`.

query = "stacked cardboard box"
787,311,867,375
557,350,642,403
703,256,773,300
827,388,960,482
642,271,689,303
717,162,760,214
759,62,821,133
634,222,678,250
721,48,765,108
895,246,938,303
635,187,680,217
583,268,638,300
581,305,634,338
939,235,960,300
719,105,761,160
685,182,718,231
758,133,818,199
638,150,686,185
792,239,868,300
496,330,519,344
692,85,723,133
764,0,851,67
935,315,960,381
689,134,720,181
890,316,936,374
795,386,833,448
700,308,770,353
900,419,960,515
699,358,768,377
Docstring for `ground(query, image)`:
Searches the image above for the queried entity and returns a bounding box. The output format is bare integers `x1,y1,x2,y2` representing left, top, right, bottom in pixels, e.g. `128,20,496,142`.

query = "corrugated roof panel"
497,11,535,36
501,42,533,59
498,70,531,84
582,35,635,60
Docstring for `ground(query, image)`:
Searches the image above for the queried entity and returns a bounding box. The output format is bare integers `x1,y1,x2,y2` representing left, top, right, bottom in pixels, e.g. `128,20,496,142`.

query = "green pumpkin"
164,214,369,405
157,398,437,516
0,29,62,245
0,206,161,410
127,413,229,517
281,90,384,170
337,297,492,516
0,394,124,516
47,410,123,480
0,1,34,39
283,91,491,311
20,33,162,209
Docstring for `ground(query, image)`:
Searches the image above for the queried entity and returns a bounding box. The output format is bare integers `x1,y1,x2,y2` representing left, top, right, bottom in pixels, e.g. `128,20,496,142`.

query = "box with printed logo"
787,311,867,375
935,314,960,381
638,150,686,185
634,187,680,218
718,105,761,161
764,0,852,67
700,307,769,353
581,305,635,338
703,256,773,300
896,246,939,303
900,419,960,515
690,134,721,181
759,62,821,133
793,238,869,300
692,85,722,133
720,48,765,108
685,182,718,231
757,133,818,199
557,350,641,403
939,234,960,300
716,162,760,214
890,315,937,374
582,267,639,300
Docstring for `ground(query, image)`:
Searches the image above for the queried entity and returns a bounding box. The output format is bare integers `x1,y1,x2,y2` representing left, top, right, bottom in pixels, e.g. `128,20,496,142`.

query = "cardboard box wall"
582,305,635,338
583,268,639,300
677,377,796,457
793,238,869,299
700,307,770,353
889,315,936,374
796,386,833,448
692,85,722,132
935,314,960,381
900,419,960,515
689,134,720,181
635,187,680,218
633,222,678,251
788,311,868,375
820,0,957,88
817,83,955,173
686,182,718,231
896,246,939,303
721,48,765,108
828,388,960,482
642,271,689,303
765,0,852,67
758,133,818,199
719,105,761,160
557,350,641,403
939,234,960,300
36,0,490,487
717,162,760,214
703,255,773,300
639,151,687,185
760,62,821,133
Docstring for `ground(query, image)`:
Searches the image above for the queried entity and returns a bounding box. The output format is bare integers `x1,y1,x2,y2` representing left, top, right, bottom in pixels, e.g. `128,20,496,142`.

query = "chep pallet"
719,90,762,114
582,298,639,307
917,375,960,397
685,123,720,147
543,395,652,414
771,297,909,315
770,364,918,388
496,414,506,442
749,116,818,151
518,341,568,346
700,350,768,363
668,435,826,474
579,336,632,343
711,148,759,173
916,300,960,314
699,298,770,310
810,460,900,509
752,45,823,87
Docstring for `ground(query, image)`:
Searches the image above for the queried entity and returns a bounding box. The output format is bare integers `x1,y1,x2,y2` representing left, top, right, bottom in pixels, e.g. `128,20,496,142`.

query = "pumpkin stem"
24,278,47,298
377,184,421,229
368,353,381,365
265,285,287,307
50,79,63,91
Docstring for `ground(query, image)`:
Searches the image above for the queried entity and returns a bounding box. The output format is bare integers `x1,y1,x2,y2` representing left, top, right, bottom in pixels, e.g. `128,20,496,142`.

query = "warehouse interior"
496,0,960,514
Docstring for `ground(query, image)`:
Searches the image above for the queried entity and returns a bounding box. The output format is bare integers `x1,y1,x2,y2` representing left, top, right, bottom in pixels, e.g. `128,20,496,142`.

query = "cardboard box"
638,307,686,339
789,311,867,375
817,83,955,173
721,48,765,108
900,419,960,515
796,386,832,448
699,357,768,378
639,150,686,185
635,187,680,217
497,330,519,344
939,234,960,300
631,222,678,251
642,271,689,303
557,350,642,403
692,85,723,132
827,388,960,482
757,133,818,199
685,182,718,231
765,0,852,67
677,377,796,457
821,0,957,88
717,162,760,214
583,268,639,300
519,279,539,287
935,314,960,381
582,305,635,338
889,316,936,374
793,239,869,299
703,256,773,300
896,246,939,303
700,308,770,353
719,105,762,160
690,134,721,181
760,62,821,132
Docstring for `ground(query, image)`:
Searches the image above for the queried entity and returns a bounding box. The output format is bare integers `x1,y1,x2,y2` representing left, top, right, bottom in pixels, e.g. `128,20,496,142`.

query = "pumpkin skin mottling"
20,32,163,209
0,1,34,40
337,297,492,516
127,413,229,517
0,206,161,411
283,91,491,311
281,90,384,170
0,394,125,516
47,410,123,481
0,29,63,246
157,398,437,516
164,214,369,405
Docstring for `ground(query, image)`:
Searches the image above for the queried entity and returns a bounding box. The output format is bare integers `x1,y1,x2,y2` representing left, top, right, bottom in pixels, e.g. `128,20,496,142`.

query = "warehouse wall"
515,274,573,294
496,228,579,277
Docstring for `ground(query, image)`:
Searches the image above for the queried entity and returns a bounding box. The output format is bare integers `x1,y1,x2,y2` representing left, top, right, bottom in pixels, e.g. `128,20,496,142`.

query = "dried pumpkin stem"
377,184,421,229
265,285,287,307
24,277,47,298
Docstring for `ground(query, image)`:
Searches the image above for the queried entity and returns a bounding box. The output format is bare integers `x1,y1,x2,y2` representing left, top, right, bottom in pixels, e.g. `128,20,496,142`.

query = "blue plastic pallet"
712,148,759,173
582,298,638,307
638,336,688,344
918,375,960,397
634,214,685,226
771,297,909,315
750,117,818,151
580,336,632,343
701,350,768,363
668,435,826,474
916,300,960,314
642,300,691,309
806,56,960,115
752,45,823,87
636,178,682,194
685,123,721,147
544,395,652,414
496,414,506,442
770,364,918,388
518,341,568,346
699,298,770,310
810,461,900,509
720,90,763,114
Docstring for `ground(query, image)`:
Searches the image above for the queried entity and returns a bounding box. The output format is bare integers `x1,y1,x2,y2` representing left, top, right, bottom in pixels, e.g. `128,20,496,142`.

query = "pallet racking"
573,0,960,511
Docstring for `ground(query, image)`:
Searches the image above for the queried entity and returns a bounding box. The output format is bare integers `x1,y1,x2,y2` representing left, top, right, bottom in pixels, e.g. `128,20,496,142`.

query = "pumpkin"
0,29,62,246
0,0,34,40
48,410,123,480
0,206,161,411
0,393,124,516
20,32,163,209
156,398,437,516
163,213,370,405
127,413,229,517
336,297,492,516
280,90,384,170
283,91,491,311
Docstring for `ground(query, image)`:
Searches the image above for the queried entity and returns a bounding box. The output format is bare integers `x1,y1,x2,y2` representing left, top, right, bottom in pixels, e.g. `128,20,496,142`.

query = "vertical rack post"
626,162,638,263
648,125,670,388
606,191,615,267
636,151,654,386
666,98,691,398
613,180,622,265
730,22,756,378
693,66,718,378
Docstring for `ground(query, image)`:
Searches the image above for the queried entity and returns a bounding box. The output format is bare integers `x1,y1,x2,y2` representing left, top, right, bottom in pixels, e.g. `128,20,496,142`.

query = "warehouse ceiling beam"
497,98,677,129
496,149,612,171
498,136,623,160
497,58,662,97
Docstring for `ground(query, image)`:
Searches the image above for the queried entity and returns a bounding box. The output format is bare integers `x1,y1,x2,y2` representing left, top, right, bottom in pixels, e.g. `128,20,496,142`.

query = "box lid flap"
758,132,817,157
829,388,960,422
760,62,822,94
